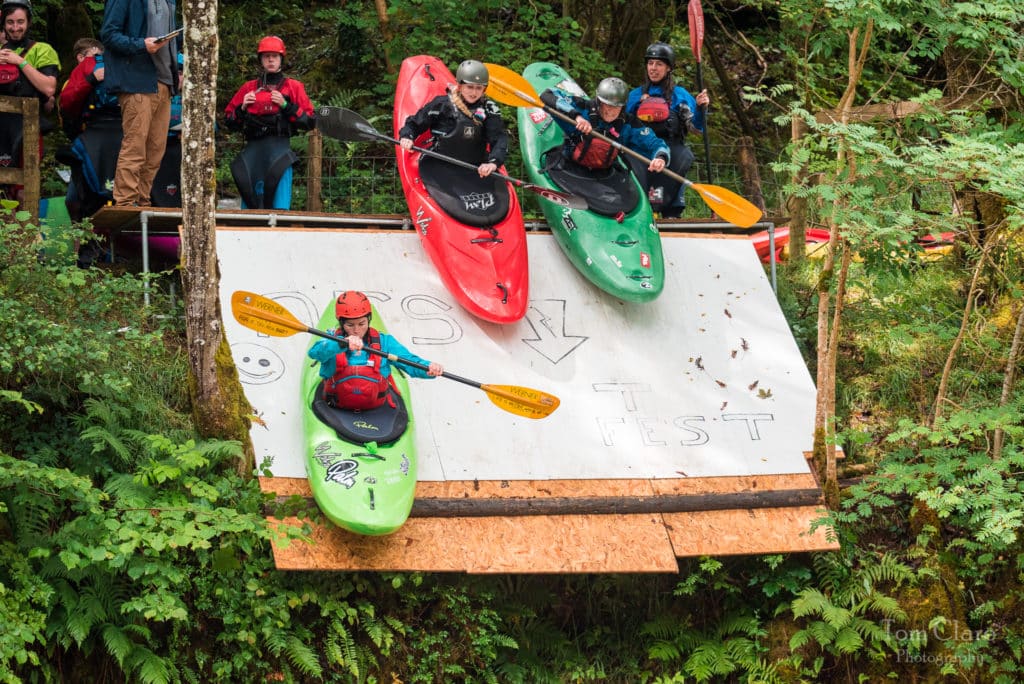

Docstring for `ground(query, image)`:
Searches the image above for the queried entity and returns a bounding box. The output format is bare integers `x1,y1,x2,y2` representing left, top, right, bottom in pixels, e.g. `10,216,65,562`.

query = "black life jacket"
429,97,487,165
322,328,394,411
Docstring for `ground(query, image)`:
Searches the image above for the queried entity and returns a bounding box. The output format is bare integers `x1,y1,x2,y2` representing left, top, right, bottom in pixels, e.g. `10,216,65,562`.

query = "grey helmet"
456,60,489,86
644,42,675,69
595,77,628,108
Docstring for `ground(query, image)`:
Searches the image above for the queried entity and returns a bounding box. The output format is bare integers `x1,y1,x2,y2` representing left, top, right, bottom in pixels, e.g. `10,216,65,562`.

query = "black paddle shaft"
315,106,587,209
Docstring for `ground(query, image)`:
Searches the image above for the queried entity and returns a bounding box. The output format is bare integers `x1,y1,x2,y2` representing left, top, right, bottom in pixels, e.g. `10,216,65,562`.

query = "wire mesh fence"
216,134,787,221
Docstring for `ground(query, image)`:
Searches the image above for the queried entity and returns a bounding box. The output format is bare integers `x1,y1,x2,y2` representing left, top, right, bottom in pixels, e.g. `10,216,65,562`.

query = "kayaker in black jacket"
397,59,508,178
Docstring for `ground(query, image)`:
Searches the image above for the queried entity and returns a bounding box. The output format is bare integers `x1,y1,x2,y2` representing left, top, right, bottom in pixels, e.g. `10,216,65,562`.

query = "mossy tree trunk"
179,0,255,475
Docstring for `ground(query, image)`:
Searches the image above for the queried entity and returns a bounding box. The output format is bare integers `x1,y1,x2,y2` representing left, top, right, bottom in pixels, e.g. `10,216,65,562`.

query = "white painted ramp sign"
219,227,816,482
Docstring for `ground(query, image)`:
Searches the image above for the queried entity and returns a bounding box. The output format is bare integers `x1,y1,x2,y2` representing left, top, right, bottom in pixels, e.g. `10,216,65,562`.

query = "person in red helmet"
307,291,443,411
224,35,315,209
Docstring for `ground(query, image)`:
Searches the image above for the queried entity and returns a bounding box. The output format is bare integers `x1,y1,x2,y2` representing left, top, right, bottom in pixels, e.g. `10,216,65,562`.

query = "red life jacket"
636,96,671,123
246,88,282,116
0,40,34,86
570,135,618,169
323,328,392,411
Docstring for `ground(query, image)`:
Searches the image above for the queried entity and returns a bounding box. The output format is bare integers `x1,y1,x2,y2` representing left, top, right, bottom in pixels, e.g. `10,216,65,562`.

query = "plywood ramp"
260,474,837,573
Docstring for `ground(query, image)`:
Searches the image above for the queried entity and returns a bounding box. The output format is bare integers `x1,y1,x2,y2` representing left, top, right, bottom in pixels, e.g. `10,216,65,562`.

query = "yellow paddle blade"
691,182,764,228
230,290,308,337
481,384,560,419
483,63,543,109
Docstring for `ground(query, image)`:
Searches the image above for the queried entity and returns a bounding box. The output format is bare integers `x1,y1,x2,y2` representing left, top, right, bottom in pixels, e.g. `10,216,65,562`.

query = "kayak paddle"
483,63,764,228
315,105,588,211
688,0,714,184
230,290,561,420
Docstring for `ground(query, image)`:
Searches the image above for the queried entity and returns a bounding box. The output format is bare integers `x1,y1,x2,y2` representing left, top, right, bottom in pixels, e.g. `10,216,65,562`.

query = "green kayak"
301,300,417,535
518,62,665,302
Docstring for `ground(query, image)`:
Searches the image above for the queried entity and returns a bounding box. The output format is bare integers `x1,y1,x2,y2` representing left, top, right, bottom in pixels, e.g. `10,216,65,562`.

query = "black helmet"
1,0,31,15
456,60,488,86
644,42,675,69
595,77,628,108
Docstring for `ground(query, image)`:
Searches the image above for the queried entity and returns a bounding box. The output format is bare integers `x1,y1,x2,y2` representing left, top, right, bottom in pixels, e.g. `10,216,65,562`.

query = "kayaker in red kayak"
397,59,508,179
308,291,443,411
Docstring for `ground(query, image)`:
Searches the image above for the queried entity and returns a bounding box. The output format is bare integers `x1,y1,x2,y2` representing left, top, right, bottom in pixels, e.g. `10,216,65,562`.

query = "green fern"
283,634,323,679
125,646,173,684
786,551,909,662
101,623,134,667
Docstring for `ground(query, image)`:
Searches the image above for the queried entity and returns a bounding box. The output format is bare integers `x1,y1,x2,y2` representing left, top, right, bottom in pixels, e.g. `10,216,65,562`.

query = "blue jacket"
100,0,179,95
541,87,670,166
308,330,436,381
626,83,705,139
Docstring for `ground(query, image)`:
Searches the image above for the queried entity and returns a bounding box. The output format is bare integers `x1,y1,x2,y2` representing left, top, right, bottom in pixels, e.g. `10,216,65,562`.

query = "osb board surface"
269,514,679,573
260,475,837,572
664,506,836,556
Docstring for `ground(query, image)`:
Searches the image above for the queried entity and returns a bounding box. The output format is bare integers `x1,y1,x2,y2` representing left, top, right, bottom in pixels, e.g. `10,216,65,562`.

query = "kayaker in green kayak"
539,76,669,177
308,290,443,411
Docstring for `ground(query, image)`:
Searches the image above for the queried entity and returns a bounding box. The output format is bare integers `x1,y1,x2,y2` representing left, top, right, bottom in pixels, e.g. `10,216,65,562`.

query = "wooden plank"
260,475,839,572
815,99,948,124
88,206,412,233
664,506,835,556
0,95,40,221
268,514,680,573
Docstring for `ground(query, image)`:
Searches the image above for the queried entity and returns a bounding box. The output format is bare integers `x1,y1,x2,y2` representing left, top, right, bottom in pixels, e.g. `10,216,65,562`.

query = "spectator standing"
224,36,314,210
0,0,59,204
99,0,179,207
57,37,123,222
625,42,709,218
150,50,183,207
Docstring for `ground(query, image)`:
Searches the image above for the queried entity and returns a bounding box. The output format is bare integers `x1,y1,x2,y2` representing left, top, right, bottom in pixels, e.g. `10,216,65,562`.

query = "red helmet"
335,291,371,320
257,35,286,56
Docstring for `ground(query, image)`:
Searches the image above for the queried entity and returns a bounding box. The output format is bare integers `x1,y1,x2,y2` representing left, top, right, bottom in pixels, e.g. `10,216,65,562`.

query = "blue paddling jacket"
308,329,436,381
625,82,705,143
540,87,669,170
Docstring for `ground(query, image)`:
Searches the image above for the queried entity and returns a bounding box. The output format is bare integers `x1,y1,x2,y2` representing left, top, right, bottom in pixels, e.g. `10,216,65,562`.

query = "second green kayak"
517,62,665,302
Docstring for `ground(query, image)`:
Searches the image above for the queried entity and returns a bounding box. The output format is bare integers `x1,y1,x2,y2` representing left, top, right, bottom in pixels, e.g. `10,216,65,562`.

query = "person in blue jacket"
99,0,179,206
540,76,668,177
308,291,443,411
625,42,709,218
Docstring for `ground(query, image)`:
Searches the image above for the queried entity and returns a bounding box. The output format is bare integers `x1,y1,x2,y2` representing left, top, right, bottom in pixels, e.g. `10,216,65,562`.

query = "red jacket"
224,72,314,140
58,55,120,137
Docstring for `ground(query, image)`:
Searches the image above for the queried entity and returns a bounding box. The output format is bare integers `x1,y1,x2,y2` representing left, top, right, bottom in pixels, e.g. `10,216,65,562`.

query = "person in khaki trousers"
99,0,178,207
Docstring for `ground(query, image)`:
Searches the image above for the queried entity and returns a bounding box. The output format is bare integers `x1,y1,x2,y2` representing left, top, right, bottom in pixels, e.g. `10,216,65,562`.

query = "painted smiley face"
231,342,286,385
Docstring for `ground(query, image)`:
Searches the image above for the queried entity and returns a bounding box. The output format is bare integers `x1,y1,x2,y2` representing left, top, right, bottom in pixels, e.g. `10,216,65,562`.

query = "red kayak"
393,55,529,324
750,227,954,263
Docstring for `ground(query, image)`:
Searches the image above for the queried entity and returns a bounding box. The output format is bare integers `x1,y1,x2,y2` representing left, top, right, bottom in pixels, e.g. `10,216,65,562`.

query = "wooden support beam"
0,95,40,221
815,99,948,124
266,488,823,519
